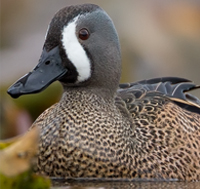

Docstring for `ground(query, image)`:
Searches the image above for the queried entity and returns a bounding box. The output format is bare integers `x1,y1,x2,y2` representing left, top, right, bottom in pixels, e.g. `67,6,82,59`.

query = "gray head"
7,4,121,98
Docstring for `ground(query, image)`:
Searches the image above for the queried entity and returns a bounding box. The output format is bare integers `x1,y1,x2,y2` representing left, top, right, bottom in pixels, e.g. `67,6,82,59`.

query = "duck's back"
115,77,200,180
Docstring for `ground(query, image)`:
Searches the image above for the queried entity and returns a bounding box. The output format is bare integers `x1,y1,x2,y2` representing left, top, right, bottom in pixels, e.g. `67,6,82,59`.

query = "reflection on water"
52,178,200,189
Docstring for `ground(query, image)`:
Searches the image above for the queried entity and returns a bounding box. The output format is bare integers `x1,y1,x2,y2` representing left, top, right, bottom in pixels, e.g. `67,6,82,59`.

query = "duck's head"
8,4,121,98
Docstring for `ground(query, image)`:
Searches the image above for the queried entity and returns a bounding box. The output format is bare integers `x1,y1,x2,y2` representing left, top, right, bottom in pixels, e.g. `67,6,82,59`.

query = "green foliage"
0,170,51,189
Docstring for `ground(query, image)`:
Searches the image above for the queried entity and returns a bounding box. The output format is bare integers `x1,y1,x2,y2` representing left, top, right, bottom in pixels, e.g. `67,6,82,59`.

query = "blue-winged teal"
8,4,200,181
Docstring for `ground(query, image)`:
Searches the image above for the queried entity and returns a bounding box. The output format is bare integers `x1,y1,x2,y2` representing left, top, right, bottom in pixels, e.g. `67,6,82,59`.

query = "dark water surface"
51,178,200,189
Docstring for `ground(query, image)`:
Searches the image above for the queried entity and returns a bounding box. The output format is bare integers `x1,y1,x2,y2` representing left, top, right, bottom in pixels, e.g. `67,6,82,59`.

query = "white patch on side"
61,16,91,82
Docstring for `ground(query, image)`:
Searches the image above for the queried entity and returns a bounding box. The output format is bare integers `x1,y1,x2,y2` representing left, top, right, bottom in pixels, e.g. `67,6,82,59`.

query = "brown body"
34,83,200,181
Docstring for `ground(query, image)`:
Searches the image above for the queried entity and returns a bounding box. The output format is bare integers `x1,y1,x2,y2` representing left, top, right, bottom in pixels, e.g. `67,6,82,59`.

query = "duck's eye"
79,28,90,40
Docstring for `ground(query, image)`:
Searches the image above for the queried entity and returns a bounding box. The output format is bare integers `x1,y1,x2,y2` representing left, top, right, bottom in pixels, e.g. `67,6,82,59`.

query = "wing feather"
117,77,200,114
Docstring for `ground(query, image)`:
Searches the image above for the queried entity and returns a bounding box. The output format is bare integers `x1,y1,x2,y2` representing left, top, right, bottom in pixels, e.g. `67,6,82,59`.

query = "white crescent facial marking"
62,15,91,82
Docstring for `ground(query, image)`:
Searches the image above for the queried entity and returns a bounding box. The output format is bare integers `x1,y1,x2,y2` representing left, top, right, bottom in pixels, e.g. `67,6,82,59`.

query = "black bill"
7,46,67,98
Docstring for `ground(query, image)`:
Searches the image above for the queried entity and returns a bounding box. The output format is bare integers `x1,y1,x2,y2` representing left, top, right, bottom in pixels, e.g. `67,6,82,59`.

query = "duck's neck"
61,86,116,105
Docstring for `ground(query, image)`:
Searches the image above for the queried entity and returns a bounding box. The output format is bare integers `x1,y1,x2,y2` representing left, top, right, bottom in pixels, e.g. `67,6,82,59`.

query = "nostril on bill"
45,60,50,65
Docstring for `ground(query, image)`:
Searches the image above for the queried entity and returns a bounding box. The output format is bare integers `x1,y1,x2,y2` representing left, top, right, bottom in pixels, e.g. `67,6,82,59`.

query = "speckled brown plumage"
33,78,200,181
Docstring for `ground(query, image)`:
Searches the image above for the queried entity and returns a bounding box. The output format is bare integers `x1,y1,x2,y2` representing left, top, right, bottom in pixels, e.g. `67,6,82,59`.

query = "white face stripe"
62,16,91,82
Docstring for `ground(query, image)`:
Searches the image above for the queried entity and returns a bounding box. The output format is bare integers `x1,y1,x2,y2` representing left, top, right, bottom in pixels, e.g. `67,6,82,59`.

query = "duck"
7,4,200,181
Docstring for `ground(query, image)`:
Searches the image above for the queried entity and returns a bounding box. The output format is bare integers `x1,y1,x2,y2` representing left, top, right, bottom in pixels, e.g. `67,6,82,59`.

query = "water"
51,178,200,189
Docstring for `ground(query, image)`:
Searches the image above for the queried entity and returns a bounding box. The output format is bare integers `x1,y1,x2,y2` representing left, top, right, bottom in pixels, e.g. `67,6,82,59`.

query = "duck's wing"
116,77,200,115
116,78,200,180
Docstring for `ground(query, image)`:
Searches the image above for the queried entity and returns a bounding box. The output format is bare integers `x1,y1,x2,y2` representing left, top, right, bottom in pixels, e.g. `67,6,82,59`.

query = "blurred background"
1,0,200,139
